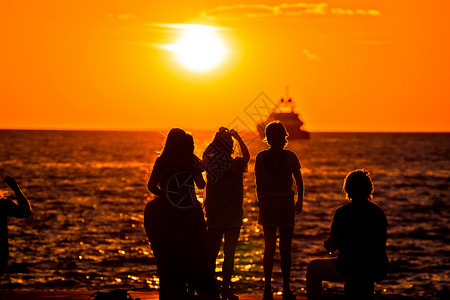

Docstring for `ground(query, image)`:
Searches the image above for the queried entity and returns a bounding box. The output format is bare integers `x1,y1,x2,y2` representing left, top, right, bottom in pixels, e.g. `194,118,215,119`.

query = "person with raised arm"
254,121,304,300
203,127,250,300
1,176,32,277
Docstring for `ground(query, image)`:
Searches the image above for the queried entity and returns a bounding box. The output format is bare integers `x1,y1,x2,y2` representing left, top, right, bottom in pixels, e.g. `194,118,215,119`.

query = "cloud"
331,8,381,17
201,3,326,18
201,3,380,19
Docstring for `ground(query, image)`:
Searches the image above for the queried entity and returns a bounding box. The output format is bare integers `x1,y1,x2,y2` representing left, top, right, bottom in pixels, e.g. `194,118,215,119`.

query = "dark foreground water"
0,130,448,299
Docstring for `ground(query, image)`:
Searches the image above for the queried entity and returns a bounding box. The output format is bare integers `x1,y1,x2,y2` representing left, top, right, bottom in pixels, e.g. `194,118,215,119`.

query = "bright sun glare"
163,24,229,72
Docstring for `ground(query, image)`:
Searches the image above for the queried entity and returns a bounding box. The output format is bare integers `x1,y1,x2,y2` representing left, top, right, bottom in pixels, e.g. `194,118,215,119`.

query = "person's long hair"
159,128,192,169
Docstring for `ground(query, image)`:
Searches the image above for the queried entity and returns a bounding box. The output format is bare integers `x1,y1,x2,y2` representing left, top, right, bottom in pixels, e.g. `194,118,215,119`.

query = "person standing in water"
1,176,32,277
203,127,250,300
254,121,304,300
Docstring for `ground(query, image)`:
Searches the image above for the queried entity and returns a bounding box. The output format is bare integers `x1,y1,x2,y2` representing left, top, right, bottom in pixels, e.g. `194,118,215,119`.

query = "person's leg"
279,227,294,297
0,251,8,278
263,226,277,297
344,280,374,300
190,267,220,300
158,275,169,299
222,227,240,299
0,257,7,278
208,228,224,273
159,273,189,300
306,259,349,300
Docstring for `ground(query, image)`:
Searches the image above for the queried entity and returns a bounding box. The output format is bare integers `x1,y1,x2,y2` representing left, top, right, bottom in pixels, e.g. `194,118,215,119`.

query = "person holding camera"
0,176,32,277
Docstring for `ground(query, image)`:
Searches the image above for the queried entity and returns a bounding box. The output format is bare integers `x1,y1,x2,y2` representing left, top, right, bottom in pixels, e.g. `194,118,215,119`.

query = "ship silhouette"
256,88,310,139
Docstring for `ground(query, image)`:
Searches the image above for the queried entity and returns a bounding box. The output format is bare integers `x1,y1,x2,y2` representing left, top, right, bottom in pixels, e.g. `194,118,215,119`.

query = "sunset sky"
1,1,449,131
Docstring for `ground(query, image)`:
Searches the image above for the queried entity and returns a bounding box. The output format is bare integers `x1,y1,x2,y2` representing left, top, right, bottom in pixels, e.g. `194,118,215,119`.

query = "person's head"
264,121,288,149
211,127,234,156
161,128,188,159
343,169,374,202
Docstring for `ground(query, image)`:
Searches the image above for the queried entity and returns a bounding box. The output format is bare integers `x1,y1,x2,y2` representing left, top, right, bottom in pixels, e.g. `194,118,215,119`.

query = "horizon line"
1,127,449,133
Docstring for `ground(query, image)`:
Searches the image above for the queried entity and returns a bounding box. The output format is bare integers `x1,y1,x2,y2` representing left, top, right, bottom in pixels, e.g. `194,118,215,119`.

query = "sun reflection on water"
1,131,448,299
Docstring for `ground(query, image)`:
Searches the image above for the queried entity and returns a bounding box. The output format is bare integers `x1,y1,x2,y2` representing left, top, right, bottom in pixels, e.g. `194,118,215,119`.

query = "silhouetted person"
306,169,389,300
203,128,250,300
1,176,32,277
144,128,218,300
254,121,304,300
147,128,205,197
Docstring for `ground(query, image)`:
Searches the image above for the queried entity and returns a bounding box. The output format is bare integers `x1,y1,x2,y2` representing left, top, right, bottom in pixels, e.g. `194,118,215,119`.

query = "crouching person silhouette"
306,169,388,300
1,176,32,277
144,128,219,300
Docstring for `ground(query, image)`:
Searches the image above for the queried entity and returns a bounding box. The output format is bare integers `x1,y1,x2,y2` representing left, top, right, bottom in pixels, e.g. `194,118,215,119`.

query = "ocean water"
0,130,449,299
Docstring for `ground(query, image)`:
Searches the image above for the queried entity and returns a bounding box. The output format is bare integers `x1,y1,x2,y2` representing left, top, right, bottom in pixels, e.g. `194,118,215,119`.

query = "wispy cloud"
201,3,380,19
331,8,380,17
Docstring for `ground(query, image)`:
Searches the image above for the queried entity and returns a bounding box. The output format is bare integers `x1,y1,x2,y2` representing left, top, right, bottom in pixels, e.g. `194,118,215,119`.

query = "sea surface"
0,130,449,299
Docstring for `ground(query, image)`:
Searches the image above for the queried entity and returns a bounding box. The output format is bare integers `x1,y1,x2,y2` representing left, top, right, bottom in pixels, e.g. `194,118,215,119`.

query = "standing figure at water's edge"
306,169,389,300
144,128,219,299
1,176,32,277
254,121,304,300
203,128,250,300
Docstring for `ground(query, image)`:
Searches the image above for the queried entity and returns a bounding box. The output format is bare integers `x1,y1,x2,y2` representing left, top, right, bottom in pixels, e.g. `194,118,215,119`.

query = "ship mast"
285,85,294,112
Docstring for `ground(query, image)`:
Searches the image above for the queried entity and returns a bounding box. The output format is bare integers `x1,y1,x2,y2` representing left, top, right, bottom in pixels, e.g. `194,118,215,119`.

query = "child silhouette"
254,121,304,300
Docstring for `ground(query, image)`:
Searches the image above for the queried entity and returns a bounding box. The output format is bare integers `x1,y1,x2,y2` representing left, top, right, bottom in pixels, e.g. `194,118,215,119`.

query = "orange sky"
1,1,449,131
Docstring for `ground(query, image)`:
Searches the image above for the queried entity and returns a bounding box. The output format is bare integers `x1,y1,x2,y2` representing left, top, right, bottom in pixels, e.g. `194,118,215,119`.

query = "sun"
163,24,229,72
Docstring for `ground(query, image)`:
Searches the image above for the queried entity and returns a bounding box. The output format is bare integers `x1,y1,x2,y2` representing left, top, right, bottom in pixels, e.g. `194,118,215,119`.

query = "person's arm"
254,152,262,205
202,144,214,165
376,209,388,248
230,129,250,164
193,154,206,173
147,160,161,196
4,177,31,218
324,213,339,253
293,168,303,215
193,169,206,189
